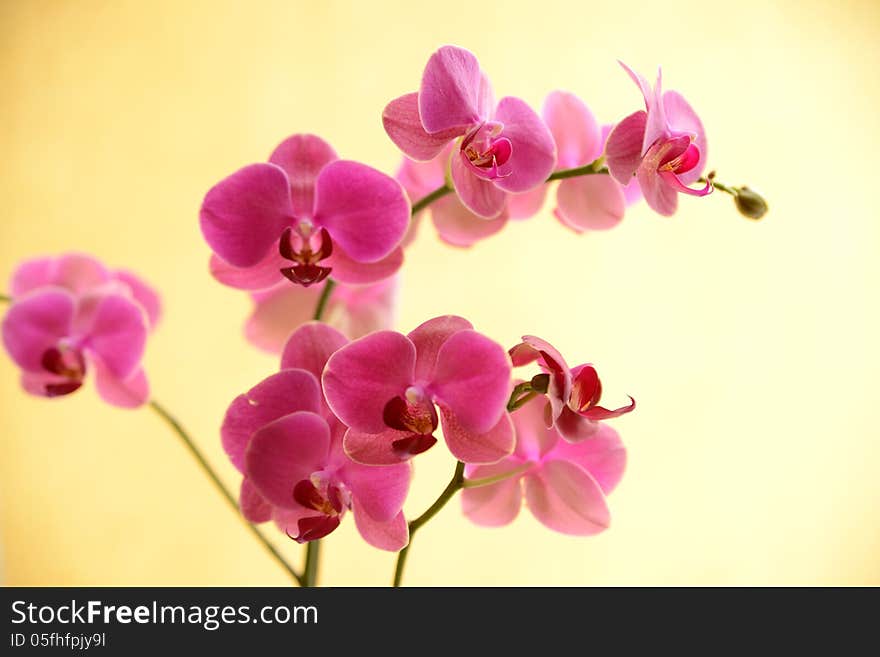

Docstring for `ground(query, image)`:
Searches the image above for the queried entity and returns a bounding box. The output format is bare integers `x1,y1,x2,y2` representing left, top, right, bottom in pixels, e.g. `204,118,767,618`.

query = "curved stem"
411,184,453,214
149,400,304,586
393,460,465,587
312,279,336,321
698,176,736,195
462,463,531,489
546,161,608,181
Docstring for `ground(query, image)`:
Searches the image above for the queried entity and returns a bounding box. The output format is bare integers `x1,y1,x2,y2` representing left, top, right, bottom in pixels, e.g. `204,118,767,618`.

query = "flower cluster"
1,42,765,586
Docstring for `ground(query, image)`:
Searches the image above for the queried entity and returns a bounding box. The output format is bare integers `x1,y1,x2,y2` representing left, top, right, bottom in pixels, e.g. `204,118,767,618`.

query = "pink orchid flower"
516,91,643,232
605,63,711,216
462,394,626,535
244,276,398,354
222,322,411,550
383,45,556,219
2,253,159,408
323,315,514,465
201,134,410,289
396,144,547,248
509,336,635,443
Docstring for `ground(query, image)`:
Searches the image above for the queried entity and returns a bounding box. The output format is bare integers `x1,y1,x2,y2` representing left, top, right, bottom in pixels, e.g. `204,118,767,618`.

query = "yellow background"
1,0,878,586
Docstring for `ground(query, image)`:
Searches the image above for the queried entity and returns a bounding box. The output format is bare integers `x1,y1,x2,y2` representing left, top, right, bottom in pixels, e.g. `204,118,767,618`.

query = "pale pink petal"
439,406,514,464
343,427,415,465
12,254,111,297
313,160,409,262
245,283,319,354
637,163,678,216
395,145,451,201
323,331,416,433
353,503,408,551
431,196,508,247
605,110,647,185
79,294,147,379
240,478,272,523
92,361,149,409
431,329,511,434
245,411,331,509
662,90,707,185
221,369,323,471
1,288,75,371
407,314,472,383
524,460,611,535
209,250,286,291
383,93,462,161
323,244,403,285
550,423,626,494
268,134,338,217
622,177,643,205
342,460,411,522
619,62,668,155
280,321,348,378
330,276,398,340
511,394,559,461
418,45,490,134
506,185,547,220
492,97,556,193
112,270,161,328
461,460,524,527
450,152,506,218
555,176,626,232
543,90,602,168
200,163,293,268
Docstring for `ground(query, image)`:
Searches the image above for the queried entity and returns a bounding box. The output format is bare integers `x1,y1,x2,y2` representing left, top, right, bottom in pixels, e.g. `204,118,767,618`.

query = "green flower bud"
734,186,768,220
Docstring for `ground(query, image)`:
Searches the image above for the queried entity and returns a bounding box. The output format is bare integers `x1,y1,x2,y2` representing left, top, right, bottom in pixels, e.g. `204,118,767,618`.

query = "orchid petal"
439,406,515,464
240,478,273,523
605,110,648,185
407,314,472,383
80,293,147,379
461,459,524,527
268,134,338,217
200,163,293,268
342,460,411,522
209,249,286,291
92,361,149,409
524,460,611,535
244,283,320,354
112,270,161,328
353,504,409,551
543,90,602,168
418,45,491,134
492,96,556,193
1,288,75,372
555,175,626,232
450,151,506,218
431,196,508,247
383,93,462,161
280,321,348,379
550,423,626,494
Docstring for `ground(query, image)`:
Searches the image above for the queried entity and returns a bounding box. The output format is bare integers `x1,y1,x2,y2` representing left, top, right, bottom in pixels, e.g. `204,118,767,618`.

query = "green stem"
149,400,304,586
411,184,454,215
393,460,465,587
0,293,11,303
303,540,321,587
546,160,608,181
312,279,336,321
699,176,736,195
462,463,531,489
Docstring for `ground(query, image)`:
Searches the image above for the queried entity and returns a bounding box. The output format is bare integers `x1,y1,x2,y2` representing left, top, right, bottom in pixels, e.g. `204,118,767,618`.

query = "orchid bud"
733,186,768,220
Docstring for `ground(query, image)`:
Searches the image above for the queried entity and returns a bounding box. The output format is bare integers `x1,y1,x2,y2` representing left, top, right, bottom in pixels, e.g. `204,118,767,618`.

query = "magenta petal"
383,93,462,161
524,460,611,535
280,321,348,379
506,185,547,220
431,329,511,434
492,97,556,193
323,244,403,285
11,254,111,297
245,283,319,354
461,460,524,526
93,361,149,408
78,294,146,379
555,176,626,232
343,427,413,465
209,250,286,291
313,160,409,263
662,90,707,185
200,163,293,268
244,411,330,509
431,196,508,247
268,134,338,217
637,164,679,216
418,45,491,134
550,423,626,494
407,314,472,383
1,288,75,371
605,110,648,185
342,460,411,522
240,477,273,523
112,269,161,328
554,406,601,443
221,369,322,472
439,406,515,465
511,336,571,424
323,331,416,433
10,257,57,297
450,152,506,218
353,503,409,551
543,90,602,168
